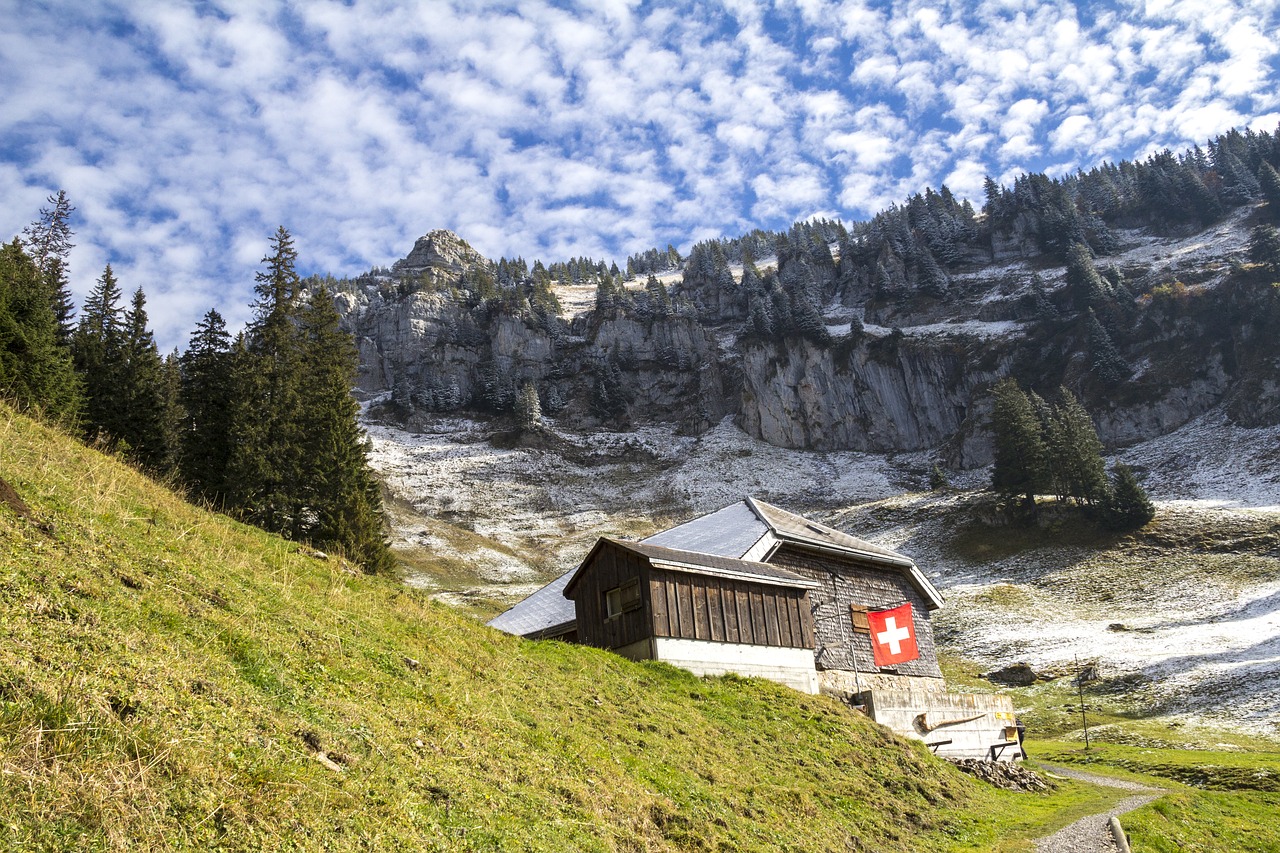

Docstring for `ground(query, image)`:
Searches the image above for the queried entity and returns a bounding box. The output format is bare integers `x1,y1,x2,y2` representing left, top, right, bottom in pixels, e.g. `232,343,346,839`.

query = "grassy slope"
0,404,1138,851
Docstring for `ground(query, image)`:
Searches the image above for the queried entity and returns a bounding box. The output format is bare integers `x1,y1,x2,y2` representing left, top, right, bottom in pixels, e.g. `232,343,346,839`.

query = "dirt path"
1035,764,1164,853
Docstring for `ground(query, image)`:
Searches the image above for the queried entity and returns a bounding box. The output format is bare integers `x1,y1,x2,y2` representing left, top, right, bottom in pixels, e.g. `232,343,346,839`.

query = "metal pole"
1076,654,1091,750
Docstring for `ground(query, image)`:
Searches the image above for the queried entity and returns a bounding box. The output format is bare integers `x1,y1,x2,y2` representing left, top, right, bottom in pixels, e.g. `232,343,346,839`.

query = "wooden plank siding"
572,543,652,652
648,567,812,649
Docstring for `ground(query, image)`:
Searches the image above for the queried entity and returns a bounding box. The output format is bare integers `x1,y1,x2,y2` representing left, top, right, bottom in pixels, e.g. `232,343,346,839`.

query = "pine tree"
928,464,950,491
178,309,234,505
1249,223,1280,275
1029,390,1066,501
516,380,542,430
1052,388,1109,506
0,238,81,419
1104,463,1155,530
294,286,395,572
160,350,185,473
1086,309,1130,383
1261,162,1280,218
1065,242,1110,312
22,190,76,345
73,264,126,440
117,287,172,472
594,275,617,313
645,275,672,317
226,227,305,532
990,378,1050,508
1030,273,1059,319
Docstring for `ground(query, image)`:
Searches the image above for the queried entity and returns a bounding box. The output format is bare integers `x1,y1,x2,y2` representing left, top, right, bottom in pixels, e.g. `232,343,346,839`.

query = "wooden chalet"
489,497,1021,760
562,537,822,693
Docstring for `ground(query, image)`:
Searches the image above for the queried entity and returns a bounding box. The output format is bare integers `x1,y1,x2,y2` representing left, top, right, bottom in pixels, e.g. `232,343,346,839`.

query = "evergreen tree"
160,350,185,473
928,464,950,491
1030,273,1059,319
1065,242,1110,312
1051,388,1109,506
1249,223,1280,275
594,275,617,313
516,380,542,430
1029,390,1066,501
990,378,1049,508
178,309,234,505
1086,309,1130,383
1104,463,1155,530
22,190,76,345
226,227,305,532
0,238,80,419
294,286,395,572
1260,162,1280,218
644,275,672,317
117,287,172,472
73,264,126,440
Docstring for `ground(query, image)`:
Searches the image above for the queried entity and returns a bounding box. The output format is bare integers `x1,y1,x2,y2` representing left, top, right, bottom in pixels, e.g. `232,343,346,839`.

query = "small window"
605,579,642,618
850,604,870,635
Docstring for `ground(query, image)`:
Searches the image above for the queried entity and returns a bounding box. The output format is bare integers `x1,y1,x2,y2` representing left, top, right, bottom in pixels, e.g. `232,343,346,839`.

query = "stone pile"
946,758,1052,792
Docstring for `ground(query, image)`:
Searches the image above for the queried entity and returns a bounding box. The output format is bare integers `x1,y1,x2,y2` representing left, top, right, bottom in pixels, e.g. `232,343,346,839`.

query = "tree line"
1,197,393,573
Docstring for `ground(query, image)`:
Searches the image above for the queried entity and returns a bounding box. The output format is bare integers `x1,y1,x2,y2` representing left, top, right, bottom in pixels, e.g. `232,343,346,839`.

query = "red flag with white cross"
867,602,919,667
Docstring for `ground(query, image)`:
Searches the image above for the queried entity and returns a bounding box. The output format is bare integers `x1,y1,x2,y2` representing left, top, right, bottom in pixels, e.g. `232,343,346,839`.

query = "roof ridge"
743,495,775,531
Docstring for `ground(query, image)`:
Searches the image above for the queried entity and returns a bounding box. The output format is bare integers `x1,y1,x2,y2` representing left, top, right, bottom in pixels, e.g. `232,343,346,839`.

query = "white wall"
651,637,820,694
862,688,1020,761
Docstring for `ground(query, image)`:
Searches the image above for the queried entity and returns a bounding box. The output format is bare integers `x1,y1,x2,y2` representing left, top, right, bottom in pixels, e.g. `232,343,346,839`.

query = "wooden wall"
648,567,814,650
571,543,652,651
767,545,943,678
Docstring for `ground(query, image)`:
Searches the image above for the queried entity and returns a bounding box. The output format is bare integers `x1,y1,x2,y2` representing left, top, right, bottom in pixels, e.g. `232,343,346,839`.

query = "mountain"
327,204,1279,469
318,155,1280,740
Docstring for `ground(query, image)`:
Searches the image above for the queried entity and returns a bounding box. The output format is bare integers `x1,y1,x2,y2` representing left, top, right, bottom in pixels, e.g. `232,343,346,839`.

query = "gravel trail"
1035,765,1164,853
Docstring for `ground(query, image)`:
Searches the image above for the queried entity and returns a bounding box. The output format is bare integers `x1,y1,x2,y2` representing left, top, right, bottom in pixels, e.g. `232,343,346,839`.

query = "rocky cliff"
324,206,1280,468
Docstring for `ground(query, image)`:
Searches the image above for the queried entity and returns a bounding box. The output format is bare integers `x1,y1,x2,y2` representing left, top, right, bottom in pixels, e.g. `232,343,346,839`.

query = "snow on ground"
844,488,1280,735
1116,408,1280,511
860,319,1028,339
365,405,1280,732
1110,203,1256,278
365,413,908,602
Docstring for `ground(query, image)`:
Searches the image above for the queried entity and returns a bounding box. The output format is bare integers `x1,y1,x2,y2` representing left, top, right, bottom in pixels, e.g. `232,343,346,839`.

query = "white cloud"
2,0,1279,349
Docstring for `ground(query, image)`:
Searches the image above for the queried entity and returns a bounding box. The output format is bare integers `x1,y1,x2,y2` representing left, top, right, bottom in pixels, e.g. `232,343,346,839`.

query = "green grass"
936,648,1280,852
0,403,1233,850
1033,741,1280,852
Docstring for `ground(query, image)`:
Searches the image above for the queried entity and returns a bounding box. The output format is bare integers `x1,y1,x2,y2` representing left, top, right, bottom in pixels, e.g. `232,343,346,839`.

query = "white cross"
877,616,912,654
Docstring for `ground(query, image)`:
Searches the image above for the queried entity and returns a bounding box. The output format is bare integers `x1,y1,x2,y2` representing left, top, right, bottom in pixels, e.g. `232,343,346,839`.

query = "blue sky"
3,0,1279,350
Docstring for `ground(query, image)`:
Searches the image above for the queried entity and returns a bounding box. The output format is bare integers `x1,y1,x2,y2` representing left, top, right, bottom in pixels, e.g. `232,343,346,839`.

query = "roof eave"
524,619,578,640
650,558,821,590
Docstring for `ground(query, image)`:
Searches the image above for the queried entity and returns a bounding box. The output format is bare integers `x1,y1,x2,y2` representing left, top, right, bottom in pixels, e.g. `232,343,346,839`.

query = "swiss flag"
867,603,920,667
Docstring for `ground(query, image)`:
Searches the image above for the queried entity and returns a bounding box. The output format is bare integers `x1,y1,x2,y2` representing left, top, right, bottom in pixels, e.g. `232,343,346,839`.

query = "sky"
3,0,1280,351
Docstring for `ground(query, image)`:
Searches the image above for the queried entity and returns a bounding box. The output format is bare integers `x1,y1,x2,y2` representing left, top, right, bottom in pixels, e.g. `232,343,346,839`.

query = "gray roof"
645,497,943,609
488,495,943,640
642,500,770,557
486,568,577,639
748,497,915,567
602,538,819,590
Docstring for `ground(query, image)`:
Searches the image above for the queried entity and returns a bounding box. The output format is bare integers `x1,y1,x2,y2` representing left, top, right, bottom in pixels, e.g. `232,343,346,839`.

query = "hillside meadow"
0,401,1236,851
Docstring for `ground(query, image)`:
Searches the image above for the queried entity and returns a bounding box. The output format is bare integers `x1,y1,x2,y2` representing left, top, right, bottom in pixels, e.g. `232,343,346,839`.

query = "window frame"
605,578,642,619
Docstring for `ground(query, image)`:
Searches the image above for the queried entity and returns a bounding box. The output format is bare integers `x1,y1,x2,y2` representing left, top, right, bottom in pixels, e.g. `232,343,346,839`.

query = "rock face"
739,336,1006,454
326,221,1280,466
